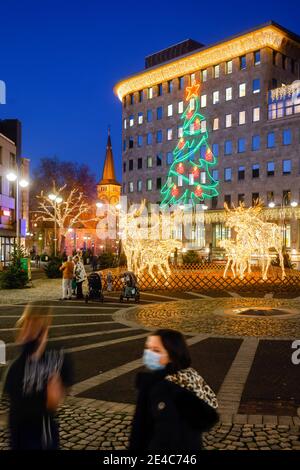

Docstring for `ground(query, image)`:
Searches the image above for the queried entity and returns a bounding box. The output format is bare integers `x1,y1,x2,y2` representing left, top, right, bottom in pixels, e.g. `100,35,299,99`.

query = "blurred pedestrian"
59,256,74,300
106,271,113,291
2,306,73,449
92,255,98,272
73,256,87,299
130,329,219,453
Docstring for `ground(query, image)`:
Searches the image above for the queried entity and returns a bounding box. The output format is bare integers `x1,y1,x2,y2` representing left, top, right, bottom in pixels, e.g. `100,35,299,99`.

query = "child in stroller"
120,271,140,303
85,272,104,303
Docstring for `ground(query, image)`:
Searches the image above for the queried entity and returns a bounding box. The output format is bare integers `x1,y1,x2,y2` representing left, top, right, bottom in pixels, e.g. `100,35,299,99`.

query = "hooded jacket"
129,366,219,453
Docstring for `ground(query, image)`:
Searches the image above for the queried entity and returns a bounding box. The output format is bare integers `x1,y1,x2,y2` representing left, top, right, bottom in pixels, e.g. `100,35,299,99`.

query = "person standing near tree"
59,256,74,300
73,256,87,299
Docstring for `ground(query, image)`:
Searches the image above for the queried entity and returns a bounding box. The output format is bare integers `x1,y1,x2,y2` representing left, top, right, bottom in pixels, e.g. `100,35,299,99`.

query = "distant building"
97,130,121,205
114,21,300,259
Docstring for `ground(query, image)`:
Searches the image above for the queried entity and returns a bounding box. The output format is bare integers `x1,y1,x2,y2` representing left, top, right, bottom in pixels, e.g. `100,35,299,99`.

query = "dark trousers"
76,281,83,299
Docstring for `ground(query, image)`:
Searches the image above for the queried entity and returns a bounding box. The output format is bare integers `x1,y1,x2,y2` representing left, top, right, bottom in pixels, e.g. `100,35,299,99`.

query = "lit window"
147,156,153,168
189,174,194,185
190,73,196,84
178,126,183,138
129,182,134,193
254,50,261,65
129,115,134,127
283,159,291,174
239,83,246,97
200,94,207,108
138,112,143,124
252,78,260,94
224,168,232,181
178,101,184,114
123,119,127,129
225,87,232,101
213,91,219,104
253,107,260,122
137,180,142,192
213,118,219,131
239,111,246,125
190,98,195,111
201,120,207,133
147,179,152,191
178,175,183,187
148,87,153,99
200,172,206,184
283,129,292,145
168,104,173,116
167,128,173,140
225,114,232,128
201,69,207,82
226,60,233,74
214,65,220,78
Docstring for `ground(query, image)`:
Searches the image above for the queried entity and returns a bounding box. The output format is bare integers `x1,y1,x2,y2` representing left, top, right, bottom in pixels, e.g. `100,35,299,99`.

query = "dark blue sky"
0,0,299,182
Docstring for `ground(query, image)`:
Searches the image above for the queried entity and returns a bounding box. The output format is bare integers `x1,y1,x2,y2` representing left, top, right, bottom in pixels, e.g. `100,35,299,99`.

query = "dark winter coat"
130,366,219,453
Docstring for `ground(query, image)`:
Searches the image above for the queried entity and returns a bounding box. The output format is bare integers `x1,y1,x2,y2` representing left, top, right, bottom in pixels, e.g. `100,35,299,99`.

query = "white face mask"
142,349,166,371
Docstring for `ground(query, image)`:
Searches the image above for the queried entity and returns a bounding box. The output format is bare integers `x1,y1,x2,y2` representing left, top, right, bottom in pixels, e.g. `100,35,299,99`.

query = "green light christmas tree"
160,82,219,208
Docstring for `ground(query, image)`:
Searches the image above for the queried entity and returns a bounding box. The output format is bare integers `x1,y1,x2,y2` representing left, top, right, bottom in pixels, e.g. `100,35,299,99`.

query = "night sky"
0,0,299,183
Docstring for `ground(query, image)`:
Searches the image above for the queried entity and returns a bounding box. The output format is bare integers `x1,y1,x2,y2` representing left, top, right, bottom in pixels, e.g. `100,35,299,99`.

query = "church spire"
98,128,120,186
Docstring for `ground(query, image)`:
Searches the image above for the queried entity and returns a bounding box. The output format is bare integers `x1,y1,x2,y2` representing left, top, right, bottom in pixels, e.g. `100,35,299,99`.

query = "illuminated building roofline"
114,22,300,101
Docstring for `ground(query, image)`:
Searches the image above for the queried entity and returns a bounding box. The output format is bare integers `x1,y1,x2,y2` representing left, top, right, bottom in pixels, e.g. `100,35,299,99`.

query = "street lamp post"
6,165,29,247
48,194,63,257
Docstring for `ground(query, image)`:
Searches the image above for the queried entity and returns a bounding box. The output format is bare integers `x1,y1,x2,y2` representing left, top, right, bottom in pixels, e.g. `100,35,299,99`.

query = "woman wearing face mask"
2,305,73,450
129,329,219,453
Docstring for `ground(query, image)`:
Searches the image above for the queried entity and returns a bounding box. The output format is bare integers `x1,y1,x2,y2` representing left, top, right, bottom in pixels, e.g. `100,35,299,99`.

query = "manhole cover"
235,308,290,317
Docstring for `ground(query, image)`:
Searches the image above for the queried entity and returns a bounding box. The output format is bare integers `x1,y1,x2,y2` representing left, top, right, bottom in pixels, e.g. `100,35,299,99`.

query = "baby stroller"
120,271,140,303
85,272,104,303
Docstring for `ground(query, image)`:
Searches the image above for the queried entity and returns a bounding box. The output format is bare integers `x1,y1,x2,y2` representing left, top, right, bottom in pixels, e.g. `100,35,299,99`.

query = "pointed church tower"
97,128,121,205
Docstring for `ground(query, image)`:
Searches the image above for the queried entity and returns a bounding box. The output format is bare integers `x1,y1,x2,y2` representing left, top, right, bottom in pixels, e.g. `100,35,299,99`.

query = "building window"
213,118,219,131
123,140,126,151
212,143,219,157
190,73,196,84
267,161,275,176
283,190,291,205
147,109,152,122
283,129,292,145
200,172,206,184
252,135,260,151
239,83,246,97
156,177,162,190
178,101,184,114
139,90,143,102
224,168,232,182
157,106,163,120
283,159,291,175
225,114,232,128
212,169,219,181
129,160,133,171
129,137,134,149
178,77,184,90
252,164,260,178
129,182,134,193
178,126,183,138
138,112,143,124
168,80,173,93
129,115,134,127
224,140,232,155
201,69,207,82
253,107,260,122
238,138,246,153
137,158,142,169
178,175,183,187
147,133,152,145
168,104,173,116
282,55,287,70
147,179,152,191
148,87,153,99
137,180,142,192
213,65,220,78
123,119,127,129
130,94,134,105
167,152,173,165
238,166,245,180
189,173,194,185
238,193,245,204
147,156,153,168
240,55,246,70
158,83,163,96
267,132,275,148
200,145,206,158
167,128,173,140
200,94,207,108
137,135,143,147
272,50,277,66
254,50,261,65
213,91,219,104
225,87,232,101
267,191,274,203
252,193,259,205
239,111,246,125
156,130,162,143
201,120,207,133
156,153,162,166
123,162,126,173
226,60,233,74
224,195,231,207
252,78,260,94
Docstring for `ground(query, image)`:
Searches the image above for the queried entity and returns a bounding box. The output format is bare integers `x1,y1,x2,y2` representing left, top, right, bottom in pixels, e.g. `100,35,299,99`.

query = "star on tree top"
185,82,200,101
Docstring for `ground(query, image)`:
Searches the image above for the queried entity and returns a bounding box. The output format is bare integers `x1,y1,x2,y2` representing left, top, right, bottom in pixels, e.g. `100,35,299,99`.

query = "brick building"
114,22,300,259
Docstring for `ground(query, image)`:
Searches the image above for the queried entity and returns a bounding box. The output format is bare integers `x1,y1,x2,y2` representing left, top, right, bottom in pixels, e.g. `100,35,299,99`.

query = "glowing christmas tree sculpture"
160,82,219,207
